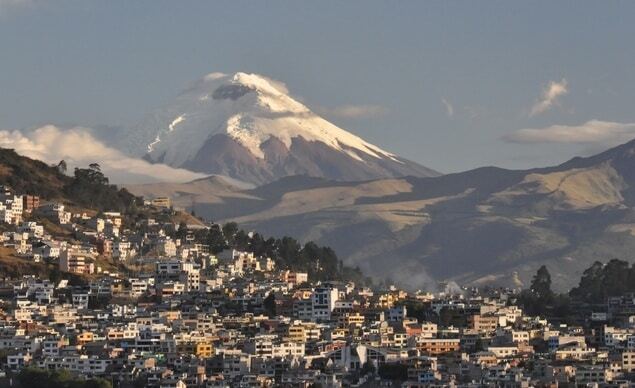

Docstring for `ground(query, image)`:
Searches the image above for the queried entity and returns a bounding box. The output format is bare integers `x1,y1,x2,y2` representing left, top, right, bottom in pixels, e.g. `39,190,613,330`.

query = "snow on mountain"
122,72,438,184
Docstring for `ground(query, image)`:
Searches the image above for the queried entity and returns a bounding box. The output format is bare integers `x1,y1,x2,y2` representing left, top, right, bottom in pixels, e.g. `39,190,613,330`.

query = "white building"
312,287,339,322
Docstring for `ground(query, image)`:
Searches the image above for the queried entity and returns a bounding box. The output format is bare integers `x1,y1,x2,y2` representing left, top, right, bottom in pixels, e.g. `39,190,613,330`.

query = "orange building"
416,338,461,355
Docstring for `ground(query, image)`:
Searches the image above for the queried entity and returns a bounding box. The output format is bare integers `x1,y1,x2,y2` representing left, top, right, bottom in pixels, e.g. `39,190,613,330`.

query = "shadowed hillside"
0,148,140,212
127,139,635,291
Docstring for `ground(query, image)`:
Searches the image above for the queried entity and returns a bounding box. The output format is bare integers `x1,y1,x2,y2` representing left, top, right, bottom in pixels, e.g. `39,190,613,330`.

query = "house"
59,248,95,274
312,287,339,322
150,197,172,208
36,203,71,224
22,195,40,213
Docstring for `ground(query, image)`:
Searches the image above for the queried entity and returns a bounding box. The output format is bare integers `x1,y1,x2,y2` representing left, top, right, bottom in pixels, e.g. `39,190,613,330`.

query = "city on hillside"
0,173,631,387
2,2,634,387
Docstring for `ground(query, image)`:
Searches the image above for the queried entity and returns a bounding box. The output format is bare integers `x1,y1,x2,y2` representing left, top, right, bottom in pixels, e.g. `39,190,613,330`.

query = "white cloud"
441,98,454,118
203,72,226,81
502,120,635,145
0,125,207,184
530,78,568,116
316,104,388,119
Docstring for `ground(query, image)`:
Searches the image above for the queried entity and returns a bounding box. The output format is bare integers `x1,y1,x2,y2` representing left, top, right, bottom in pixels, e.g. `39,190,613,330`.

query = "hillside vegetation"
0,148,140,212
128,138,635,291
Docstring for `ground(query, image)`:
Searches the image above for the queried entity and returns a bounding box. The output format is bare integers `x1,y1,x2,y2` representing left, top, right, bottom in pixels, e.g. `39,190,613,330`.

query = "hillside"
0,148,70,199
0,147,363,284
0,148,140,279
0,148,140,212
127,138,635,291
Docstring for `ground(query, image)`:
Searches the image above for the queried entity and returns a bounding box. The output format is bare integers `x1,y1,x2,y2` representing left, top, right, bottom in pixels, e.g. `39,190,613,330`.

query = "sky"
1,0,634,175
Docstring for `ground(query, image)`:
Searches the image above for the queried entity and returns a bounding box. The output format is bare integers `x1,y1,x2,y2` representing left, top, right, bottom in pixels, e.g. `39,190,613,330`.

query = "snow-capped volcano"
123,72,439,184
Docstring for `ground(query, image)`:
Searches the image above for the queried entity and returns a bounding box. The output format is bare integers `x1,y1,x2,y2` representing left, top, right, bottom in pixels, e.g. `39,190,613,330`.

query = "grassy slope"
0,149,70,199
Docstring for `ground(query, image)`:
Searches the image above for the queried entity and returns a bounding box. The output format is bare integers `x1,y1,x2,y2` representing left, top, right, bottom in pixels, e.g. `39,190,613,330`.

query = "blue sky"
1,0,634,173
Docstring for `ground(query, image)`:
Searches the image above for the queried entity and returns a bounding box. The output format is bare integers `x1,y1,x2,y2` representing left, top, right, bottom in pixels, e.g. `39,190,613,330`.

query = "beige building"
59,248,95,274
151,197,172,208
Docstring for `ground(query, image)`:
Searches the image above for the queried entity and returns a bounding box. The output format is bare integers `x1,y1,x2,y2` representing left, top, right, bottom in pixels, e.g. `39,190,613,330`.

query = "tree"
570,259,635,303
63,164,140,212
57,159,68,174
603,259,630,297
263,293,276,316
85,378,113,388
206,225,227,253
570,261,604,301
250,233,265,255
205,222,368,285
234,230,251,251
474,337,485,352
517,266,556,317
222,222,239,245
49,368,74,385
49,267,62,284
17,367,49,387
361,361,376,375
17,367,112,388
175,221,188,241
531,265,553,300
378,364,408,381
277,236,300,267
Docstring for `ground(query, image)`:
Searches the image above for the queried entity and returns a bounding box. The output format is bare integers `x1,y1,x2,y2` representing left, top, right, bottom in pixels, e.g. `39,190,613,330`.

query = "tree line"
177,221,370,284
0,150,140,213
518,258,635,318
16,367,112,388
63,163,141,213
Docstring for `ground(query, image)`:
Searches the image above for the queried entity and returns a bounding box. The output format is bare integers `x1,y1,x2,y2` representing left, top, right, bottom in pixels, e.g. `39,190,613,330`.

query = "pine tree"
530,265,553,300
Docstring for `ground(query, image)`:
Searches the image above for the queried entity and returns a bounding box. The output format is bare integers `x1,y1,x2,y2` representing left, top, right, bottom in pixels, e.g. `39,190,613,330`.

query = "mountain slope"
119,72,438,185
127,138,635,291
0,148,139,212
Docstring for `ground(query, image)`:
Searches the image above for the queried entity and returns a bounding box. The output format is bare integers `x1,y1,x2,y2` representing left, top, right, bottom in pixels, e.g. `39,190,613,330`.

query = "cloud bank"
0,125,206,184
502,120,635,145
530,78,568,116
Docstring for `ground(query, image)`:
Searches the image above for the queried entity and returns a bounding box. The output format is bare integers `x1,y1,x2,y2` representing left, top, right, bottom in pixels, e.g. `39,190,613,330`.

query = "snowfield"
127,72,400,166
